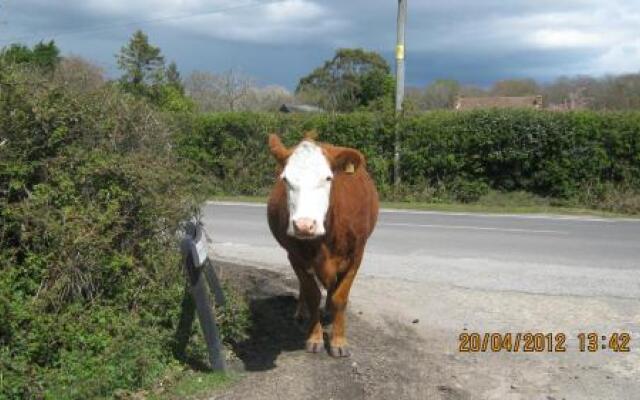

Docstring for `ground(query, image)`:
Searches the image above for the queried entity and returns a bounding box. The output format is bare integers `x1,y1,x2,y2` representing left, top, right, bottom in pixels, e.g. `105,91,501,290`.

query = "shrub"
0,65,245,399
174,110,640,213
447,178,490,203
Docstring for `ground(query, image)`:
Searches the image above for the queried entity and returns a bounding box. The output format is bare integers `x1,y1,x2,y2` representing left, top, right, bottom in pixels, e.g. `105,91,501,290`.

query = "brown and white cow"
267,134,378,357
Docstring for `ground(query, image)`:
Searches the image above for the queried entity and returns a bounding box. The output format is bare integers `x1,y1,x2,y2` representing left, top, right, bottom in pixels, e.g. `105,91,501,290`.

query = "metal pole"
394,0,406,189
179,222,227,372
188,258,226,372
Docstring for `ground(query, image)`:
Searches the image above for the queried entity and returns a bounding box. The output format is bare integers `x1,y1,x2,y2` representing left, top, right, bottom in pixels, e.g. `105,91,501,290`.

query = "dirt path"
211,262,468,400
209,261,639,400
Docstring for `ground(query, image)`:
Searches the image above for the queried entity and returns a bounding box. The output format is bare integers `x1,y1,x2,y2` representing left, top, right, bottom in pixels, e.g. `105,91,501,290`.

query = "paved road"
202,201,640,299
203,201,640,399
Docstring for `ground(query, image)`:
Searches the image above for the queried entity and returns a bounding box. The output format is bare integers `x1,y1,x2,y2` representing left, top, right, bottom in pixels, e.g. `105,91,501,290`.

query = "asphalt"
202,201,640,399
202,201,640,299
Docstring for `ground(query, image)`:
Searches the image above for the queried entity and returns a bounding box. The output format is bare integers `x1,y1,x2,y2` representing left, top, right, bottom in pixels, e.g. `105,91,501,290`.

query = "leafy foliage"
165,61,184,94
296,48,394,112
176,110,640,211
117,30,165,95
114,31,194,113
0,41,60,73
0,60,245,398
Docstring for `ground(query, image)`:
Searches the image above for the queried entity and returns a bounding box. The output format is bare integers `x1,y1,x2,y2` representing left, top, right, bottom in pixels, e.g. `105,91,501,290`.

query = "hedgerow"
175,110,640,211
0,65,246,399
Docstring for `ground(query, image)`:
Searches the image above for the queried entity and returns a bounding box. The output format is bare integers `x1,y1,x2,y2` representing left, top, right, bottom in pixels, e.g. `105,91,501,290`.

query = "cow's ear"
268,134,291,166
329,147,365,174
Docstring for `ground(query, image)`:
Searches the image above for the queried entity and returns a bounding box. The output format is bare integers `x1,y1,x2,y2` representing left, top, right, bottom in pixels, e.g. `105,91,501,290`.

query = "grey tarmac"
204,201,640,400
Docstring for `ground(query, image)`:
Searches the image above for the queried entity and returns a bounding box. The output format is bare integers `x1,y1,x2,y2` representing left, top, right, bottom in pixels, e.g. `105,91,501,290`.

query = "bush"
401,109,640,200
447,178,490,203
174,110,640,212
174,111,394,196
0,65,245,398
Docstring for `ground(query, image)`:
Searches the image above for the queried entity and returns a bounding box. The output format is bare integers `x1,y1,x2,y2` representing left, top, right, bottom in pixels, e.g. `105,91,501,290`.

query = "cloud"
2,0,639,87
160,0,347,44
392,0,640,80
593,39,640,75
528,29,606,49
5,0,347,45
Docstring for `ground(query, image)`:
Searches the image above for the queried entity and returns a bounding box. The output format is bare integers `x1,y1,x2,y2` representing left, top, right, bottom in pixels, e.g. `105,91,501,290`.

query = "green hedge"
175,110,640,203
174,112,393,195
0,67,247,399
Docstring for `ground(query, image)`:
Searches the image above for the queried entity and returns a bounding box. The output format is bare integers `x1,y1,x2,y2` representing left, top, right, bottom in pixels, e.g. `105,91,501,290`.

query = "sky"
2,0,639,89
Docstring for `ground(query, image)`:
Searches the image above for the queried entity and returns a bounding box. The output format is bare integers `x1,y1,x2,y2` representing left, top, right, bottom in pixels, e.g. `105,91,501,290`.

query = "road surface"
203,201,640,400
203,201,640,298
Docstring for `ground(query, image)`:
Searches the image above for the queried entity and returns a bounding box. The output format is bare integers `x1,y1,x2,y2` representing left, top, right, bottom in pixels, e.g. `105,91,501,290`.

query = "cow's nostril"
294,218,316,235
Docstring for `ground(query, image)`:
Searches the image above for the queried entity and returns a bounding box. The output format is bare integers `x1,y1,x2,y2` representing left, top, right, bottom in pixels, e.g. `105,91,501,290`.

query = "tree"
248,85,294,111
296,48,392,112
0,41,60,73
184,69,259,112
116,30,164,94
422,79,461,109
32,41,60,73
218,69,253,111
184,71,220,111
491,78,539,96
53,56,105,93
1,44,33,64
165,61,183,94
185,70,294,112
458,85,487,98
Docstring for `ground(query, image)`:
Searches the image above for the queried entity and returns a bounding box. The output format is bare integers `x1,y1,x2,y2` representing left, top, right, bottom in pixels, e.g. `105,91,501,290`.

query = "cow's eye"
326,176,333,182
282,176,290,186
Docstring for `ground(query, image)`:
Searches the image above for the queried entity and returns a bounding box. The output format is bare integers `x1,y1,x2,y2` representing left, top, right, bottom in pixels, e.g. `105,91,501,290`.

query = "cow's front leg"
291,264,309,322
289,254,323,353
328,251,363,357
294,296,307,322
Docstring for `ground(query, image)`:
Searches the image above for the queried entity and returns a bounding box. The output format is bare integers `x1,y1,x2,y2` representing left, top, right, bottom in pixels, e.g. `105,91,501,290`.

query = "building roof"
455,96,543,110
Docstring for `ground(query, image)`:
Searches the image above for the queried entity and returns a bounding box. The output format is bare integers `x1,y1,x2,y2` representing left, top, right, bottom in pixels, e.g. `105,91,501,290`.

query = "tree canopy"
116,30,165,94
0,41,60,73
165,61,184,93
491,79,540,96
296,48,393,112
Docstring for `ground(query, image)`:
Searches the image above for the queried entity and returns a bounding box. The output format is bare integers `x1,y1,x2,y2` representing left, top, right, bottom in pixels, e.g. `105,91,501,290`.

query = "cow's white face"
281,140,333,239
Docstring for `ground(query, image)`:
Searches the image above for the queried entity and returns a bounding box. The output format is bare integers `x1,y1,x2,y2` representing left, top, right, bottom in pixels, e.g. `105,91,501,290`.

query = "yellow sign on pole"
396,44,405,60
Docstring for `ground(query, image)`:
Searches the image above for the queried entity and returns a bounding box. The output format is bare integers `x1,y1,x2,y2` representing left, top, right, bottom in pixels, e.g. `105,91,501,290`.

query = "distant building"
279,103,324,113
455,95,543,111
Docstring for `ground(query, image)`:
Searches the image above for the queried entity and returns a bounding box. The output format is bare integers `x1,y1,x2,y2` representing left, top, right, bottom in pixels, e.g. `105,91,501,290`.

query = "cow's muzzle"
292,218,320,239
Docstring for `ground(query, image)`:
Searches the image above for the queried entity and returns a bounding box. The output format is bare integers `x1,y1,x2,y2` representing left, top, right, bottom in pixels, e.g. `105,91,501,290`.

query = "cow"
267,133,379,357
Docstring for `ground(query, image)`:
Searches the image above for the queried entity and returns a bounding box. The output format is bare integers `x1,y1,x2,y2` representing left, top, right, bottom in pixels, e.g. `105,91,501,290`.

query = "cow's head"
269,134,363,240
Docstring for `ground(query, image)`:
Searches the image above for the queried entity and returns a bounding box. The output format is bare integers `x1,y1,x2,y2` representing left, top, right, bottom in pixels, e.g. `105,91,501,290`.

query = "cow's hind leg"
328,250,364,357
288,254,323,353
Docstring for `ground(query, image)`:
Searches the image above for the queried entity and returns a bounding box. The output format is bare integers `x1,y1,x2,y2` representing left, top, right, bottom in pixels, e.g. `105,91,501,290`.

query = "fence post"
178,221,226,372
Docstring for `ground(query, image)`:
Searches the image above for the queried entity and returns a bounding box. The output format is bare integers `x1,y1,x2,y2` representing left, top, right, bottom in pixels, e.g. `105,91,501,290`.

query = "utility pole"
394,0,406,189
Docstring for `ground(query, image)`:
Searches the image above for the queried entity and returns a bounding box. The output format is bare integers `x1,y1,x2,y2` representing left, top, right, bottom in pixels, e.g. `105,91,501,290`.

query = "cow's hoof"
306,340,324,353
329,345,351,358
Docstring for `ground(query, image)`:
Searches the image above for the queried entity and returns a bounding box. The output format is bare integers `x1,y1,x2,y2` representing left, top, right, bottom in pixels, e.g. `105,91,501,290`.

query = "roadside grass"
146,367,237,400
207,191,639,218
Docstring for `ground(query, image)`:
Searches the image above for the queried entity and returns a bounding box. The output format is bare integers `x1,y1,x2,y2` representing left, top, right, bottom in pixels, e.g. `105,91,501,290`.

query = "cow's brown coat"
267,134,379,357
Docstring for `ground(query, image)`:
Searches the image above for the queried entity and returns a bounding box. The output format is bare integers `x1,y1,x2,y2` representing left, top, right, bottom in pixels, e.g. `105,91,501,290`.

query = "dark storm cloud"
1,0,638,88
